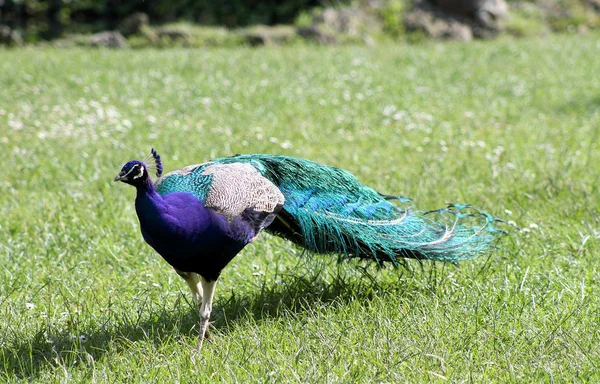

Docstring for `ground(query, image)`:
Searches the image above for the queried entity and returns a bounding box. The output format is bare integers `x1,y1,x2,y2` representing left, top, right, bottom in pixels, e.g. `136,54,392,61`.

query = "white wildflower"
383,105,396,116
392,111,407,121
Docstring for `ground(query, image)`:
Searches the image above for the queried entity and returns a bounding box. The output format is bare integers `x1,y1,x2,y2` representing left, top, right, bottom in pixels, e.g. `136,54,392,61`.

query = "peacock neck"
134,177,166,214
134,176,156,195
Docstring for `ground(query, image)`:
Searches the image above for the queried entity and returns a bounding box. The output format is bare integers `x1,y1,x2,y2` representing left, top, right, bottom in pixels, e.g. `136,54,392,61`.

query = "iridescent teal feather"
154,154,503,265
155,166,212,201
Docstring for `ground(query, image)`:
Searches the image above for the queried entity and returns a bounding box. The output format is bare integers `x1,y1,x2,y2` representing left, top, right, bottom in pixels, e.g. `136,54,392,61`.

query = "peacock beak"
113,172,126,182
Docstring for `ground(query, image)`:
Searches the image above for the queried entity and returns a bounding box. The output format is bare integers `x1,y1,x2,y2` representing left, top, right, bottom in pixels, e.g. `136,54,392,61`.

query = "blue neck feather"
134,178,168,226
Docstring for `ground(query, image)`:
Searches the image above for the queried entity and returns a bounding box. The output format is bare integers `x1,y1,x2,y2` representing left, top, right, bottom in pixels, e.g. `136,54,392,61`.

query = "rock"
404,4,473,41
241,26,296,46
435,0,508,29
89,31,128,48
297,25,337,44
297,6,381,45
584,0,600,11
0,25,24,47
155,28,191,42
243,33,266,46
312,7,381,35
118,12,149,36
363,0,386,10
404,0,508,40
447,21,474,40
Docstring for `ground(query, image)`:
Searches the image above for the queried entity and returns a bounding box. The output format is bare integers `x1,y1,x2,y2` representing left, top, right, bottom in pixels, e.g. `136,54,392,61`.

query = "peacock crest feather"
142,148,163,178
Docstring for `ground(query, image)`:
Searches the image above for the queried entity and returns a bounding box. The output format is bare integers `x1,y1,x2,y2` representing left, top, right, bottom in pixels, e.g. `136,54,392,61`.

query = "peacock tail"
155,154,504,265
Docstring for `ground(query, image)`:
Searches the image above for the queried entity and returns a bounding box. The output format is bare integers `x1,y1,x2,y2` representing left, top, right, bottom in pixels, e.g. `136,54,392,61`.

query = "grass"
0,34,599,382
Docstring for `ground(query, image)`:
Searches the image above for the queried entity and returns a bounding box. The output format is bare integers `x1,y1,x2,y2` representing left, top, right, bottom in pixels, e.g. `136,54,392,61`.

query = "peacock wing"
155,161,285,235
201,162,285,220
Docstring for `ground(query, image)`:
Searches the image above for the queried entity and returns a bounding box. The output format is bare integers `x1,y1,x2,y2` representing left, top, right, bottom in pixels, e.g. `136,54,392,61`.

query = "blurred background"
1,0,600,382
0,0,598,48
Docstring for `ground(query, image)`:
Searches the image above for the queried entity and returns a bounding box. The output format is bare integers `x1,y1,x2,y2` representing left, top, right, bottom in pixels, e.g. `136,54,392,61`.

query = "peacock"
114,149,503,348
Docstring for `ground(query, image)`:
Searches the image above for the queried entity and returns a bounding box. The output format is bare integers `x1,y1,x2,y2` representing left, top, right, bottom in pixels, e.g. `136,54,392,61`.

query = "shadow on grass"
0,259,447,379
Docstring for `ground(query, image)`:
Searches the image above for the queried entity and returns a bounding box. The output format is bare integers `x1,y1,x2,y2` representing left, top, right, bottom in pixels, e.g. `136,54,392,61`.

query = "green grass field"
1,34,599,382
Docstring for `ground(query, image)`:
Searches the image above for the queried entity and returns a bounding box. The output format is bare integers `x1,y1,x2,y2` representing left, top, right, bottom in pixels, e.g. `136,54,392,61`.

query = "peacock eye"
132,164,145,179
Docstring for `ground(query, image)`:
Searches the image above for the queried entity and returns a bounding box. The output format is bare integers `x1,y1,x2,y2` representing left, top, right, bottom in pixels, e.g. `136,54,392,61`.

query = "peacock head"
114,160,148,185
114,148,163,186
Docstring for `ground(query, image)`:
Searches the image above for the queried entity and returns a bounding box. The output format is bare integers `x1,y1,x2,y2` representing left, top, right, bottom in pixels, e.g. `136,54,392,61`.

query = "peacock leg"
175,269,203,309
197,277,218,348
